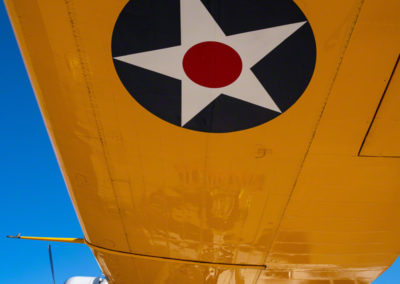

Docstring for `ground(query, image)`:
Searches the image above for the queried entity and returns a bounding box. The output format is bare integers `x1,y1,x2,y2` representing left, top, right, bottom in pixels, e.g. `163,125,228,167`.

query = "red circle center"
182,41,242,88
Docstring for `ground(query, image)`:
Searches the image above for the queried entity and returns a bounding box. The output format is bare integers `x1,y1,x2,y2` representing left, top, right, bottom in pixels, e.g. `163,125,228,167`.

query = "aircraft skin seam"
87,240,267,270
63,0,133,253
263,0,367,267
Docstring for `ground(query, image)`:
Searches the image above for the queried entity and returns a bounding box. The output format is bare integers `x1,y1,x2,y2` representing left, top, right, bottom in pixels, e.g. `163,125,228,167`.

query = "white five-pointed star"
115,0,306,126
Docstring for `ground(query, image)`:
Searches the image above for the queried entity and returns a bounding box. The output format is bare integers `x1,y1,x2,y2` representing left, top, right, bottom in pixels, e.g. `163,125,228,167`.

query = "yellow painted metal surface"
4,0,400,283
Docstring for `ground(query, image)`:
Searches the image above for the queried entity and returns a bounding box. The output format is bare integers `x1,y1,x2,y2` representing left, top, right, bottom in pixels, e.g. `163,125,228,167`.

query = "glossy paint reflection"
93,250,261,284
5,0,400,282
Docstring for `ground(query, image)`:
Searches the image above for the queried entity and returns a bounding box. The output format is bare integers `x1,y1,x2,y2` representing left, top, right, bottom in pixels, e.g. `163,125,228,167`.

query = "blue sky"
0,1,398,283
0,2,101,283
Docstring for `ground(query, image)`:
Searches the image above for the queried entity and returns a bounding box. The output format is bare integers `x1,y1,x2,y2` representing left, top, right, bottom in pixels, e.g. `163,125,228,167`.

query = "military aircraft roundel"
112,0,316,133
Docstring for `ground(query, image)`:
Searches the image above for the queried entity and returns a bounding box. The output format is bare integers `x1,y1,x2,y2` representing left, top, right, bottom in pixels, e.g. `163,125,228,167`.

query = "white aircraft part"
64,276,108,284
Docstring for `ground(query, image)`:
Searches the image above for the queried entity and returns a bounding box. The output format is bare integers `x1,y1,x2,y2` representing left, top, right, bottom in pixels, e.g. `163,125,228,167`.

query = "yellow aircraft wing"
5,0,400,283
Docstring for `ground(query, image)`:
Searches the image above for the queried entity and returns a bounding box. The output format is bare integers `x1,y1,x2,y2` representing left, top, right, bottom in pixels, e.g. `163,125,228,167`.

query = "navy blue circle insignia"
112,0,317,133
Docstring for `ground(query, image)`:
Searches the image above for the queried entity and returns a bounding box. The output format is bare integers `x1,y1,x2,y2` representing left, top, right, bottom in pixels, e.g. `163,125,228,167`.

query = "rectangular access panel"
360,58,400,157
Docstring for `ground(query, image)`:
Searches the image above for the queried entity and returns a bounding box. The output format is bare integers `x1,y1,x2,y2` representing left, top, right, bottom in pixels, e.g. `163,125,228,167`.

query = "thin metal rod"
6,234,85,244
